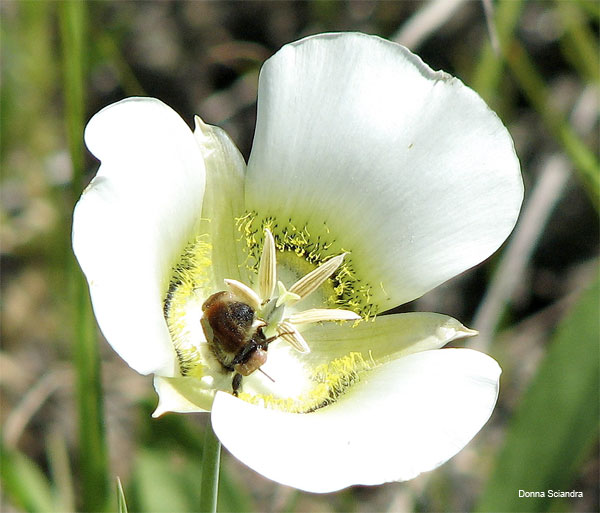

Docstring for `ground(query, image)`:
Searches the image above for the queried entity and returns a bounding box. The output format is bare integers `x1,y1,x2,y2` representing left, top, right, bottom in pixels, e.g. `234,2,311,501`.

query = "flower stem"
199,421,222,513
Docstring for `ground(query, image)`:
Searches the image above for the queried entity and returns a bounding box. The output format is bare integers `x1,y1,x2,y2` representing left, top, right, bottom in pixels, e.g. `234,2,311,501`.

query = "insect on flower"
201,291,272,395
200,231,357,396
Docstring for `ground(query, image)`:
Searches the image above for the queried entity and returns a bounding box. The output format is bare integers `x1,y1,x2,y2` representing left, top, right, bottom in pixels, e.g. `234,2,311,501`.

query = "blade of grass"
117,477,129,513
476,277,600,512
0,445,56,513
96,32,147,96
471,0,598,210
59,0,85,185
471,0,524,104
556,0,600,83
47,431,76,513
59,1,110,511
505,39,600,211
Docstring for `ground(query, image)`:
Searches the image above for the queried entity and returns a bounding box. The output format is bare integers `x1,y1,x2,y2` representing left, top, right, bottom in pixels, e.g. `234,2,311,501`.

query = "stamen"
288,308,361,325
277,321,310,353
258,228,277,301
289,253,347,301
224,279,261,311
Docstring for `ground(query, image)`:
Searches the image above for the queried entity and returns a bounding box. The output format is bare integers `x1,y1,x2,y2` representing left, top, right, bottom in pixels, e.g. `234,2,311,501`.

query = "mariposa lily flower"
73,32,523,493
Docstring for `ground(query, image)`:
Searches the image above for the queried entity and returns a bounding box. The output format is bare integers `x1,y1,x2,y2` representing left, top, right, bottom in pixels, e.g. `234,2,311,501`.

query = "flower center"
163,228,362,406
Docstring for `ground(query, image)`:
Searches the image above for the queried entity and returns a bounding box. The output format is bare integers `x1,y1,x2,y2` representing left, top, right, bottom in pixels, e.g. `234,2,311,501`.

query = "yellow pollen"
237,352,373,413
236,211,378,319
164,235,213,377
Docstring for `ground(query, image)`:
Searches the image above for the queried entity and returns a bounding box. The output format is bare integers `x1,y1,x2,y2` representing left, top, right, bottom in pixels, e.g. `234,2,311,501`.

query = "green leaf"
0,446,56,513
477,277,600,512
131,448,196,513
116,477,129,513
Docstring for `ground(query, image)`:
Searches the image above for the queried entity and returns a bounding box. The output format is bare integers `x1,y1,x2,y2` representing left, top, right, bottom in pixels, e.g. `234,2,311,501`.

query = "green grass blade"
58,1,110,511
556,0,600,83
59,0,85,184
96,31,147,96
505,40,600,211
46,431,76,513
471,0,598,210
0,446,56,513
476,277,600,512
471,0,525,104
116,477,129,513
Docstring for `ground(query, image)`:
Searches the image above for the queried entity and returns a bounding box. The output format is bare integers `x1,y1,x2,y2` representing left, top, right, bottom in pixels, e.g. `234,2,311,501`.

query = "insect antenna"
258,367,275,382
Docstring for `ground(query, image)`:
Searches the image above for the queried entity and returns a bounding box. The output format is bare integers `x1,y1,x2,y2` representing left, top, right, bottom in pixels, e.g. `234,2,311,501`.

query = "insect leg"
262,331,295,346
232,373,243,396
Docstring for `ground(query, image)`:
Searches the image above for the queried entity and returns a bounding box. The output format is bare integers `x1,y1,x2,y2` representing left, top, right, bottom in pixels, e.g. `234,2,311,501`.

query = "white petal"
73,98,205,375
304,311,477,366
212,348,500,493
246,33,523,311
194,117,248,288
152,375,216,416
234,312,475,411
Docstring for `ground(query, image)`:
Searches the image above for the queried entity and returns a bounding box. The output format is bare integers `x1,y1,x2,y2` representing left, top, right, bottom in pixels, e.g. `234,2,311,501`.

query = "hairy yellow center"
163,218,374,413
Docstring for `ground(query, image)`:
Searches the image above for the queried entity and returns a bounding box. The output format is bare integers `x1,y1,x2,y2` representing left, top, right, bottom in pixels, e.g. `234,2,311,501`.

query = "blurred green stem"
59,1,110,511
555,0,599,83
504,39,600,211
60,1,85,182
96,32,147,96
199,423,221,513
472,0,524,103
473,0,599,211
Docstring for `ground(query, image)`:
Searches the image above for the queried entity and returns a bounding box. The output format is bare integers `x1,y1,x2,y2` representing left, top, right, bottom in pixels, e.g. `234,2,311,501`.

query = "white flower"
72,33,523,493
